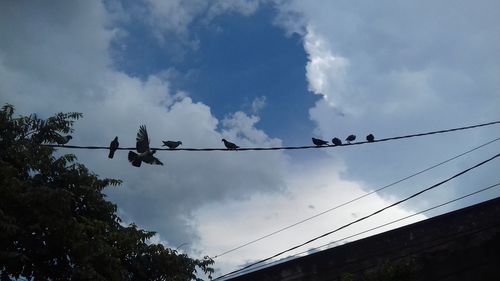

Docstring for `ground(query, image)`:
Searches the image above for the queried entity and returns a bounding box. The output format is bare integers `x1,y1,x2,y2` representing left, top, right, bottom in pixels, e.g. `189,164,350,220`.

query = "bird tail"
154,158,164,165
150,150,163,165
128,151,142,167
108,150,115,159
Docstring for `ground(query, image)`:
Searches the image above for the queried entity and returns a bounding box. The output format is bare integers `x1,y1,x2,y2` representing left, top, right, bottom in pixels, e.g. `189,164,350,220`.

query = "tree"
0,104,213,280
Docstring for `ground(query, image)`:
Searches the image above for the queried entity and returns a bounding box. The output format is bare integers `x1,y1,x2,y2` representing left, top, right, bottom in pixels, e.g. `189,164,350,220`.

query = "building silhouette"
227,197,500,281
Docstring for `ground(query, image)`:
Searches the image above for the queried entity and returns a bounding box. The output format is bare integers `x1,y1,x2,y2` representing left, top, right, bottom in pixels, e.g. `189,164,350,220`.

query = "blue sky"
1,0,500,278
114,3,317,144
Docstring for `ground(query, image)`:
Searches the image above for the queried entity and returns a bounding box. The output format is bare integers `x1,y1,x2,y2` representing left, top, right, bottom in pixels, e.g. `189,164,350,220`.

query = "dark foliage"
0,104,213,280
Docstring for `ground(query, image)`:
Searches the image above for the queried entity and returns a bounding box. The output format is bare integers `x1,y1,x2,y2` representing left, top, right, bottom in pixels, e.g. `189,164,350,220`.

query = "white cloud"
250,96,267,114
0,0,288,249
304,26,349,104
4,1,498,278
194,157,427,275
144,0,208,36
272,0,500,212
142,0,262,46
205,0,261,19
274,0,500,116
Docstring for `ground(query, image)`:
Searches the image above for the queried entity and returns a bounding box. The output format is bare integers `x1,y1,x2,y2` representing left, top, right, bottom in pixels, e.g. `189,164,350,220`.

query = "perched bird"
108,136,119,159
56,135,72,145
366,134,375,143
222,139,239,150
162,140,182,149
312,137,328,146
128,125,163,167
345,134,356,144
331,137,342,146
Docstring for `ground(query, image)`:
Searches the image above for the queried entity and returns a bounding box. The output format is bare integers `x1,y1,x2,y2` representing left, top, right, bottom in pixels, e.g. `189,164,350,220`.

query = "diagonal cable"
212,137,500,258
214,152,500,280
230,181,500,278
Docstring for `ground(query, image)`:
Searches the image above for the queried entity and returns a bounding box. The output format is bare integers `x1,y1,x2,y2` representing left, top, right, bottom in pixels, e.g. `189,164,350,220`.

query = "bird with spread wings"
128,125,163,167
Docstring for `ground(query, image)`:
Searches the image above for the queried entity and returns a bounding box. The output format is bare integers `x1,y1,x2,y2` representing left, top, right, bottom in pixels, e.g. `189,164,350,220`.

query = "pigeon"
56,135,72,145
128,125,163,167
331,137,342,146
108,136,119,159
366,134,375,143
345,134,356,144
162,140,182,149
312,137,328,146
222,139,239,150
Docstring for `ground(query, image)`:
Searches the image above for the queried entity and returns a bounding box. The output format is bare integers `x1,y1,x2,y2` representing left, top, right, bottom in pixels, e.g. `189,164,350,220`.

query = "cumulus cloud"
304,27,349,106
3,1,498,277
0,0,288,248
272,0,500,210
139,0,262,46
283,1,499,115
194,157,427,274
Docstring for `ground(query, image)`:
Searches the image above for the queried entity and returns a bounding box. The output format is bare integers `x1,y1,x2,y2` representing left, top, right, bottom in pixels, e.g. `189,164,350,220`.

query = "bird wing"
136,125,150,153
163,141,176,148
227,141,238,149
128,151,142,167
313,138,327,145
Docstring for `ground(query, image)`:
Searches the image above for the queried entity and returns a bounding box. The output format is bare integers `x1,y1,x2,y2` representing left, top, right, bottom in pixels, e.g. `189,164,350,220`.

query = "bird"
56,135,72,145
108,136,119,159
222,139,239,150
331,137,342,146
345,134,356,144
312,137,328,146
366,134,375,143
162,140,182,149
128,125,163,167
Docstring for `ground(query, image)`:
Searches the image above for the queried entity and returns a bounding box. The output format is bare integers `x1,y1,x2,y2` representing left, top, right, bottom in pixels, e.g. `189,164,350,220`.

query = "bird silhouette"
345,134,356,143
128,125,163,167
222,139,239,150
331,137,342,146
162,140,182,149
56,135,72,145
108,136,119,159
312,137,328,146
366,134,375,142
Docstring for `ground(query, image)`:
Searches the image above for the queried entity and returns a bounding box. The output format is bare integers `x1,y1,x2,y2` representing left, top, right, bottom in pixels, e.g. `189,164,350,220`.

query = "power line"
311,182,500,255
223,220,500,280
211,137,500,259
213,152,500,280
42,120,500,151
224,181,500,279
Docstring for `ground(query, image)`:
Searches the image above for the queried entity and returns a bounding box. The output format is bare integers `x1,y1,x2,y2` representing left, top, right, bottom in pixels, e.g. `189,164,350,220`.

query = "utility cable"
224,181,500,279
42,120,500,151
214,152,500,280
212,137,500,259
223,220,500,280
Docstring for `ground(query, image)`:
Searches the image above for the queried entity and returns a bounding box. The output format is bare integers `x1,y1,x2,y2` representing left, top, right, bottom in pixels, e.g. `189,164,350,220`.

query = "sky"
1,0,500,278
